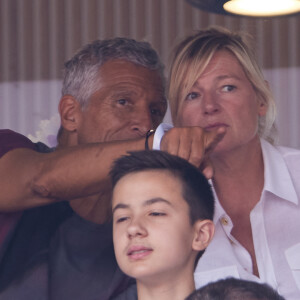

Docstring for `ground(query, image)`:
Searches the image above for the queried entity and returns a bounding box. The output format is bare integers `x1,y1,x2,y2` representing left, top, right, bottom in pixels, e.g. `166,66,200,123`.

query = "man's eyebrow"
110,90,136,97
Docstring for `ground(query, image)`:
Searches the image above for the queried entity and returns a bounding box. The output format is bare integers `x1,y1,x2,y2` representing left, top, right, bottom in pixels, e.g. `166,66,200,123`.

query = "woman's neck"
211,136,265,213
212,137,262,173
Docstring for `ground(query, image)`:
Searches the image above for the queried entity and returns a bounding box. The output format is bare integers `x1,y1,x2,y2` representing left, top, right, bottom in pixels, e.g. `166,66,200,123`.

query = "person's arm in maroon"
0,130,36,246
0,130,36,158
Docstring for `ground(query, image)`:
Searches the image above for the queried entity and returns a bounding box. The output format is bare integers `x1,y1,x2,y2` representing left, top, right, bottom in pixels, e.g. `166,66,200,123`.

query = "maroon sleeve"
0,130,31,245
0,129,36,158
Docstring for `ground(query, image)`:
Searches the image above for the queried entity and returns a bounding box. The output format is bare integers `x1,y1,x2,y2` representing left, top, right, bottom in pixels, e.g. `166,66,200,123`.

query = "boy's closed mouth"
127,245,153,260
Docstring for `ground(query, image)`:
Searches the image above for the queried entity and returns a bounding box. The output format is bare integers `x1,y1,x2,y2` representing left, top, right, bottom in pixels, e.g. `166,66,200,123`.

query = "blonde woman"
155,27,299,300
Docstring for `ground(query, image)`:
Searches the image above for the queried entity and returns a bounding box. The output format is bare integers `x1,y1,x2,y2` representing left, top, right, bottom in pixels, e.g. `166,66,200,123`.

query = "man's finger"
204,127,226,155
200,158,214,180
160,129,180,155
187,133,205,167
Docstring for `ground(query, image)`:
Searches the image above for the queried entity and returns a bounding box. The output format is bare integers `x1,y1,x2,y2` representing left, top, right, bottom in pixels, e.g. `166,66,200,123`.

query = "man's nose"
130,107,153,136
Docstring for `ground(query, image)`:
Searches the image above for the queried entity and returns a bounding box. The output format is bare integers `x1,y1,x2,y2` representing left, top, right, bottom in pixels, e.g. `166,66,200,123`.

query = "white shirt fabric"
152,123,173,150
153,125,300,299
195,139,300,300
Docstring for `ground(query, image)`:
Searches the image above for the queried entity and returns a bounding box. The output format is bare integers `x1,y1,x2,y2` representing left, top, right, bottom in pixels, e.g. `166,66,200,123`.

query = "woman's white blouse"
195,139,300,300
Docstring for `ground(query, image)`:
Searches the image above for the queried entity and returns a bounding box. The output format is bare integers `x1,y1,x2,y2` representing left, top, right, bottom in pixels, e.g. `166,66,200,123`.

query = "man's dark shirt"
0,129,132,300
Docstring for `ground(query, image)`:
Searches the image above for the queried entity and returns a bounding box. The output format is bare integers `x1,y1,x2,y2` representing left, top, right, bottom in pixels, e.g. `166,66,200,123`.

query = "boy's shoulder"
112,283,137,300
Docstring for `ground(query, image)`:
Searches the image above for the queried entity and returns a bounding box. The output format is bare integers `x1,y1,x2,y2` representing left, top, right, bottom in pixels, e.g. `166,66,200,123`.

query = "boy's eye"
116,216,129,223
185,92,199,101
149,211,166,217
221,85,236,92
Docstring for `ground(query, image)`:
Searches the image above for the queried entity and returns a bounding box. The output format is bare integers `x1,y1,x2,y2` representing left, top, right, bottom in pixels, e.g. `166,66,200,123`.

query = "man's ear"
192,220,215,251
59,95,82,132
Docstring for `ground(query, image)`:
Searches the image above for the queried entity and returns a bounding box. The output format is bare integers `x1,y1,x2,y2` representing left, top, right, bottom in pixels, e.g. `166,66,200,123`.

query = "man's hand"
160,126,226,179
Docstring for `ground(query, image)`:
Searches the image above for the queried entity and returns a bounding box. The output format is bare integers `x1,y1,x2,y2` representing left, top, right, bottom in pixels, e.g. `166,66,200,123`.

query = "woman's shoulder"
276,144,300,161
261,139,300,159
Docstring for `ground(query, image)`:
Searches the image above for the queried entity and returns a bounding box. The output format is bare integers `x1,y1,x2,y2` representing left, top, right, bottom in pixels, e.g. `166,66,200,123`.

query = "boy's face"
112,169,199,284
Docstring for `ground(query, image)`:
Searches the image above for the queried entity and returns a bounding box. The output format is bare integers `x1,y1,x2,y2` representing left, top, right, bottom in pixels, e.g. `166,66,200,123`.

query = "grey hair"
62,37,165,108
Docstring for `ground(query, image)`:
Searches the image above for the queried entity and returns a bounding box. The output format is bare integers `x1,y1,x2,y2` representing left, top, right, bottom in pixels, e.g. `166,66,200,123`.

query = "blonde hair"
168,26,277,144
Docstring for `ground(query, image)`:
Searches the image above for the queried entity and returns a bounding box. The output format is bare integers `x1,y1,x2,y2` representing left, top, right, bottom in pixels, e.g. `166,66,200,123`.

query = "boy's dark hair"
185,278,286,300
110,150,214,224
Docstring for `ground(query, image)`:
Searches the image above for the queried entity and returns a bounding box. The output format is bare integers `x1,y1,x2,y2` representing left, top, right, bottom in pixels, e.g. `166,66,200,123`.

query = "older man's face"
76,59,166,144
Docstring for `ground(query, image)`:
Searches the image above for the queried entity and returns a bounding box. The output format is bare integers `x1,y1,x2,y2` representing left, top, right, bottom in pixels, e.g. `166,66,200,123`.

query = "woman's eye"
222,85,236,92
185,92,199,101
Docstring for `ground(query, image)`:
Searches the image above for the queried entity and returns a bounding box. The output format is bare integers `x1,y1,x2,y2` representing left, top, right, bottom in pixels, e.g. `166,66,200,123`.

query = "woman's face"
176,50,267,155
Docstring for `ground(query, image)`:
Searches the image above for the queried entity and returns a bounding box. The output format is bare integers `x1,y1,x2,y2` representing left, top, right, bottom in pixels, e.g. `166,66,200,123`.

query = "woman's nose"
202,93,220,115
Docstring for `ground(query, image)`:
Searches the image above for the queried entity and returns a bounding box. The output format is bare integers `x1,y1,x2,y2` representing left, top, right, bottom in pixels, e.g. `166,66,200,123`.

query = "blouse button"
221,217,229,226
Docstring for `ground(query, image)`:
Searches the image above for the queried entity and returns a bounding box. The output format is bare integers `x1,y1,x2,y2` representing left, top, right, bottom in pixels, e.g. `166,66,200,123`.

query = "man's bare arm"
0,127,225,213
0,138,146,212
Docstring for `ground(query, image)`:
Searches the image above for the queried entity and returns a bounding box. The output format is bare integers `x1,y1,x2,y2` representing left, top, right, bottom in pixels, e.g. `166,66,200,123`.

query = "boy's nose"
127,219,147,238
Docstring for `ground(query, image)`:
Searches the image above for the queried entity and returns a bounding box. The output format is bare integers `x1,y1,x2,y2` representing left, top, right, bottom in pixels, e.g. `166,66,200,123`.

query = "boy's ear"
59,95,82,132
192,220,215,251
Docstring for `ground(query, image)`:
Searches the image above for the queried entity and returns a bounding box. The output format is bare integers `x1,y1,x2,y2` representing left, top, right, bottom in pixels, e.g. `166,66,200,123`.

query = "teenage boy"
110,150,215,300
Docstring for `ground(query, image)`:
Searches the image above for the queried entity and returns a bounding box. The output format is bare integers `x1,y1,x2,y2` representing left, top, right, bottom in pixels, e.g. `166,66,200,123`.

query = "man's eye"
150,108,162,116
185,92,199,100
117,99,128,105
222,85,236,92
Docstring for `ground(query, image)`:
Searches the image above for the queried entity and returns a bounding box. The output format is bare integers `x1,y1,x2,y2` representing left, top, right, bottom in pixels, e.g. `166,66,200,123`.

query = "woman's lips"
204,123,228,131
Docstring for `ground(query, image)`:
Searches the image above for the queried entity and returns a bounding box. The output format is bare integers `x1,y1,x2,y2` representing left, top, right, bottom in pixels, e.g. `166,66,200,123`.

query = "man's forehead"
103,60,162,84
99,59,159,77
96,61,165,96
